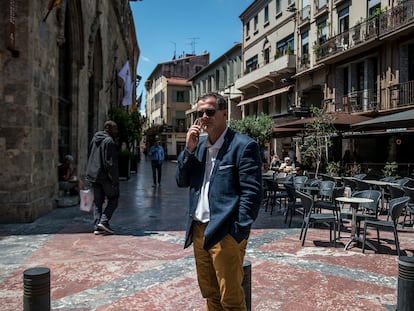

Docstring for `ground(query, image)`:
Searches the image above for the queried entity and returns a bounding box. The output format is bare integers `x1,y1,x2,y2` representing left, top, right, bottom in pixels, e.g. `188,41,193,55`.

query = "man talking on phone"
176,93,262,310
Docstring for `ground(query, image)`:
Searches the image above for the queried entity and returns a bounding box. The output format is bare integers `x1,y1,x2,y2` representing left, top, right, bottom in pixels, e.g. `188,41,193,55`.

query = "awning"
274,112,372,131
237,85,293,106
351,108,414,130
273,127,304,138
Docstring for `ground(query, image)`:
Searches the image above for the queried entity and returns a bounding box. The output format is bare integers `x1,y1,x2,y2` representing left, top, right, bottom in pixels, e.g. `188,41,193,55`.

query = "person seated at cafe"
58,154,78,195
270,154,281,171
279,157,295,173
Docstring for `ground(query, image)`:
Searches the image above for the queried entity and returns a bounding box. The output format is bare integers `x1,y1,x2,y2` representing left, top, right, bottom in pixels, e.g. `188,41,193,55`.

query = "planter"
118,153,131,180
130,155,138,173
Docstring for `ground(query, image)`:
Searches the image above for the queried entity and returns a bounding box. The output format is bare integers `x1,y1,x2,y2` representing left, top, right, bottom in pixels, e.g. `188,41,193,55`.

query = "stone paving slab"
1,160,413,310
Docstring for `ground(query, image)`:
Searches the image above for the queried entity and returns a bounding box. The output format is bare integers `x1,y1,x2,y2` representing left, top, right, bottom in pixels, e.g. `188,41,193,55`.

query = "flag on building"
118,61,133,106
48,0,61,10
43,0,61,21
121,80,133,106
118,61,130,84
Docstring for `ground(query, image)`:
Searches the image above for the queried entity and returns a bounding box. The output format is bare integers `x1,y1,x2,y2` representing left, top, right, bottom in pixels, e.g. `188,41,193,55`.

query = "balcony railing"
316,1,414,62
381,80,414,110
379,1,414,36
317,17,379,61
236,54,296,90
341,89,377,113
338,80,414,113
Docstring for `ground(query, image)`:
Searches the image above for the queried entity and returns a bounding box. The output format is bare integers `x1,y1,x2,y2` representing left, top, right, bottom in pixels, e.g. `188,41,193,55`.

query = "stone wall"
0,0,138,223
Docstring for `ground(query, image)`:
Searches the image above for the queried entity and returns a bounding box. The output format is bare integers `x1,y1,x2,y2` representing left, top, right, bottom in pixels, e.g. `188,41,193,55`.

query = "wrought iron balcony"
316,17,379,62
341,89,378,113
316,1,414,62
381,80,414,110
338,80,414,113
379,1,414,37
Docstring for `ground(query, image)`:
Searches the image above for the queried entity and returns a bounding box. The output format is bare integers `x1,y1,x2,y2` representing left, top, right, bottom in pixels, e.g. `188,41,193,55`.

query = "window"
254,15,258,32
276,0,282,15
246,21,250,37
338,7,349,33
276,35,294,55
317,20,327,43
246,55,258,73
317,0,327,10
301,30,309,57
173,90,189,102
264,5,269,23
264,47,270,64
368,0,381,17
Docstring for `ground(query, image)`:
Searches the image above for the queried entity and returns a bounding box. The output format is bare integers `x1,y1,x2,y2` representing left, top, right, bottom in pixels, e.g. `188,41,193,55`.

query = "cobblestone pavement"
1,159,413,310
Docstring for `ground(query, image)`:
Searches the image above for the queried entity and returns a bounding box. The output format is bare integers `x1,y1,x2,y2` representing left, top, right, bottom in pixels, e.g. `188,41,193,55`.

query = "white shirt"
194,128,227,223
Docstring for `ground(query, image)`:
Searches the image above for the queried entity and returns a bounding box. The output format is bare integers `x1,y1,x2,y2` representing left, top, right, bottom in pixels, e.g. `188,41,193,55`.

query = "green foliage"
326,161,341,177
382,161,398,177
346,163,362,176
228,114,273,146
300,106,336,177
109,108,144,152
145,124,163,142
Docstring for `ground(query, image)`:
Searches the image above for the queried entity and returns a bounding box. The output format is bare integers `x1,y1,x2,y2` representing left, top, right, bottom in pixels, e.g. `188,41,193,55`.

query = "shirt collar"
205,126,228,150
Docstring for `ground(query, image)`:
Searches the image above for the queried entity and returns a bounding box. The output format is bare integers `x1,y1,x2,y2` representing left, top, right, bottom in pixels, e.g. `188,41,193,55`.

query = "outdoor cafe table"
335,196,375,251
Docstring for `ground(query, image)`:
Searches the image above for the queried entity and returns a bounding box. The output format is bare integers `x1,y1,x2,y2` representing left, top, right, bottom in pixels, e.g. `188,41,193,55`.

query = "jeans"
192,221,247,310
151,160,162,184
92,181,119,226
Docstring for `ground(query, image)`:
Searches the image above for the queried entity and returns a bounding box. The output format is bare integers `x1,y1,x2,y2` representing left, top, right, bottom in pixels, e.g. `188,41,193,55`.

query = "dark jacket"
176,128,263,250
86,131,119,184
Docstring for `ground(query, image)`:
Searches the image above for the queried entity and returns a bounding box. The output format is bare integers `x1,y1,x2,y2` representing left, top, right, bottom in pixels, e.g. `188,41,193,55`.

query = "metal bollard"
242,260,251,311
397,256,414,311
23,267,50,311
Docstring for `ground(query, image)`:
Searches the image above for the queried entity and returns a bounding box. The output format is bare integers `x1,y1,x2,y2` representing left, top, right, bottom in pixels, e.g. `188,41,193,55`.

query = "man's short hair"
197,93,227,110
64,154,74,162
104,120,117,131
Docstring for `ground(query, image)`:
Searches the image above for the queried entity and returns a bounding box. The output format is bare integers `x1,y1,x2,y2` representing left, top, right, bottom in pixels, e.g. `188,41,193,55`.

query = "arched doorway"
57,0,84,161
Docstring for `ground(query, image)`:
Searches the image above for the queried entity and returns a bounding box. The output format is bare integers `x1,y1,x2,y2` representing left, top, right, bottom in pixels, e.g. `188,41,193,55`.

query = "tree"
300,106,336,177
229,113,273,148
109,108,145,153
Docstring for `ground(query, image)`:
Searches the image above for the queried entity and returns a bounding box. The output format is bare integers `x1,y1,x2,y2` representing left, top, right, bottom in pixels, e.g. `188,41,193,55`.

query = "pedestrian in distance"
86,120,119,235
148,138,165,187
176,92,263,310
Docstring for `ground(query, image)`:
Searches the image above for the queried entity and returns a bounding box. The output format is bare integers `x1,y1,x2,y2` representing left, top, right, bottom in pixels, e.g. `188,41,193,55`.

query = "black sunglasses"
197,109,217,118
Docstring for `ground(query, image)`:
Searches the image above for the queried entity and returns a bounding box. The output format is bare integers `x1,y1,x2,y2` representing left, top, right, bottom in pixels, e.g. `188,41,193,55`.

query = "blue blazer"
176,128,263,250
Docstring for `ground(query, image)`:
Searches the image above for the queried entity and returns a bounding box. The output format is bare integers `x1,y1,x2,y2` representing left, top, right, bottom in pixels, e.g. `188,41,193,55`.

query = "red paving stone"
1,160,413,310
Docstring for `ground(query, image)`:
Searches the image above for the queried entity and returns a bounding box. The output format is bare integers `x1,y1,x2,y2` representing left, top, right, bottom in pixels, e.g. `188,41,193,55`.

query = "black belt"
193,220,208,227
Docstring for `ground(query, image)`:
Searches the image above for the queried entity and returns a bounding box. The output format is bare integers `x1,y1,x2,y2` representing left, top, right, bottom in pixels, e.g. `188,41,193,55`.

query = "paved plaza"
1,159,414,310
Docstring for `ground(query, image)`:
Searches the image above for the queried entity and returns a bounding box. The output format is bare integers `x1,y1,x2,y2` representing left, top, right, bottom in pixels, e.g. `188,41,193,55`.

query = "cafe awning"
351,108,414,130
274,112,372,131
237,85,293,106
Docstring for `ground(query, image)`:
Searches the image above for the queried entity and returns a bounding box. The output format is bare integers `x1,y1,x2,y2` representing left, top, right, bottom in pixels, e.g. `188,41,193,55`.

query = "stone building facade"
0,0,139,223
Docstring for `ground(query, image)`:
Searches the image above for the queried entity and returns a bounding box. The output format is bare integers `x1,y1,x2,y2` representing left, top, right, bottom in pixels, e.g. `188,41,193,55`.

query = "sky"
130,0,254,113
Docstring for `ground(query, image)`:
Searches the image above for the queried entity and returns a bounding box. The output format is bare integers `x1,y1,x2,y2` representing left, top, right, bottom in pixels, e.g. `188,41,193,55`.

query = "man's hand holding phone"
186,118,201,152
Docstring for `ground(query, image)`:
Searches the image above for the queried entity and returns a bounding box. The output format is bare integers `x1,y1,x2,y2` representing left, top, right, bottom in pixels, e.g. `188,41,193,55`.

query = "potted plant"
382,161,398,177
326,161,341,177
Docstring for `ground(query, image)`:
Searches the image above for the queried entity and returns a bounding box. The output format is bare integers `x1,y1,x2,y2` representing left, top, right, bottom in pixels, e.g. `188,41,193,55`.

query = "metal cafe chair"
362,196,410,256
341,190,382,238
402,186,414,227
296,190,337,247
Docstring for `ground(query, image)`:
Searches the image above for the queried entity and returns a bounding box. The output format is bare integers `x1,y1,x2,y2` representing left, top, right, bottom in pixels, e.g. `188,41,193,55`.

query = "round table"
335,196,374,251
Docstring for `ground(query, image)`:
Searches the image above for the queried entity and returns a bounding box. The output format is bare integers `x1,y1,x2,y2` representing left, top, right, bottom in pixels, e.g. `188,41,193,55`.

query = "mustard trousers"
192,221,247,311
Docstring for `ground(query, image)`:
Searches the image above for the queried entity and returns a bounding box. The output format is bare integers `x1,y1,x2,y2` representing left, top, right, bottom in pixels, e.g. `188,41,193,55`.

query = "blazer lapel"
210,129,235,184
